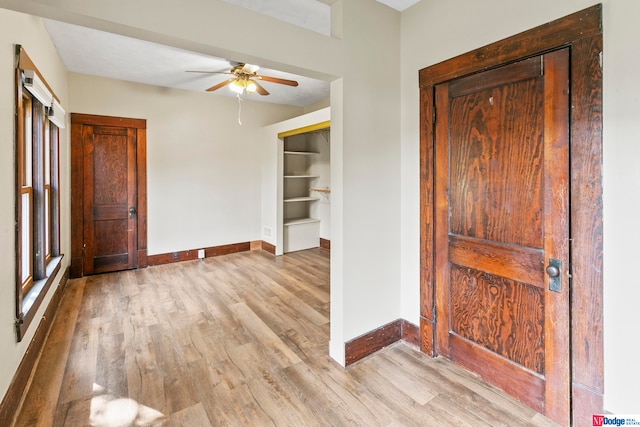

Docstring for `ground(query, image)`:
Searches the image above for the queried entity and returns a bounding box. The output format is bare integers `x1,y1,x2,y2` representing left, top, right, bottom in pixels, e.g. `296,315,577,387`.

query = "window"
15,45,64,341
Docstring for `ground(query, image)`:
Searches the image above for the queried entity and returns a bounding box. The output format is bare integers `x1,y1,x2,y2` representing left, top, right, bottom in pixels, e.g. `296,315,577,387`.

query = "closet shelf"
284,151,319,155
284,196,320,203
284,217,321,226
284,175,319,179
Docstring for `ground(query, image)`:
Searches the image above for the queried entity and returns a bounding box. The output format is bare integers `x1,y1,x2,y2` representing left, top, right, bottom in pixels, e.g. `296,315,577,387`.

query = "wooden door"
434,49,570,423
71,114,147,277
83,125,138,274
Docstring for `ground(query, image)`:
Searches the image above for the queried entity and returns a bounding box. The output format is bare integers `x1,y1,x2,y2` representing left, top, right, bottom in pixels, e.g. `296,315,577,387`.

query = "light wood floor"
12,248,558,426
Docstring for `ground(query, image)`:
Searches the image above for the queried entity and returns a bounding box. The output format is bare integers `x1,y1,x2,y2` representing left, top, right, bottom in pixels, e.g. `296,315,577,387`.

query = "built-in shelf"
284,197,320,203
282,128,328,253
284,151,319,155
284,217,321,226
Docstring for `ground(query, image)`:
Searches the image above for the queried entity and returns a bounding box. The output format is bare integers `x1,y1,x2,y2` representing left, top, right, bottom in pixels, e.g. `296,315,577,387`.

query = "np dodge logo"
593,415,639,426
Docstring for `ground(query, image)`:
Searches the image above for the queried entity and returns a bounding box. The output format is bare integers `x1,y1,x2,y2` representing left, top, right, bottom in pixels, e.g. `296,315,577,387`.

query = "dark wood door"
71,114,147,278
83,125,137,274
434,49,570,424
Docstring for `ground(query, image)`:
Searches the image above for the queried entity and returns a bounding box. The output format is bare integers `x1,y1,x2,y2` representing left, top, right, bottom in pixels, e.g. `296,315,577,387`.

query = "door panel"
450,265,545,373
434,49,570,422
83,125,137,274
449,75,544,248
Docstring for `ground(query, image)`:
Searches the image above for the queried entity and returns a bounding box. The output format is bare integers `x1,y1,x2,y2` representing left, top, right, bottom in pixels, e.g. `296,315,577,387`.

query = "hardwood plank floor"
12,249,558,426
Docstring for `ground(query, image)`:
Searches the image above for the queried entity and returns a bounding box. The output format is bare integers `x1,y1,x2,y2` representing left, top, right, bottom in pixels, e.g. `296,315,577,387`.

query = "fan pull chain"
237,94,243,125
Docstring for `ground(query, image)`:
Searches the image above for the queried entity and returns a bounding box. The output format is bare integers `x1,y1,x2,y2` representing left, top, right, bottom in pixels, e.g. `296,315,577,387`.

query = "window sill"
17,255,63,341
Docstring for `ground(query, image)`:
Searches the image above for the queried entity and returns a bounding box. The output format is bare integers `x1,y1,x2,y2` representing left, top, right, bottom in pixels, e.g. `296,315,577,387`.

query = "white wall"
69,73,302,255
330,0,402,360
329,79,345,363
0,9,70,405
400,0,640,413
601,0,640,413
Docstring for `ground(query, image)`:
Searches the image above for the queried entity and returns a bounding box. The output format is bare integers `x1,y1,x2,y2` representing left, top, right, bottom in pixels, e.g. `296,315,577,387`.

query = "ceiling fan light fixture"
229,80,244,94
195,62,296,96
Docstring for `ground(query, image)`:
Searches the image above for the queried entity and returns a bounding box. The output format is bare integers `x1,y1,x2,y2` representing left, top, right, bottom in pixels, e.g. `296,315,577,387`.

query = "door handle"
546,258,562,292
129,206,137,218
546,265,560,277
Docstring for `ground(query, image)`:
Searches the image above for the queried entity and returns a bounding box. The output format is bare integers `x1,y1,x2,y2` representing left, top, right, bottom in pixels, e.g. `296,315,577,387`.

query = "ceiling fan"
187,63,299,96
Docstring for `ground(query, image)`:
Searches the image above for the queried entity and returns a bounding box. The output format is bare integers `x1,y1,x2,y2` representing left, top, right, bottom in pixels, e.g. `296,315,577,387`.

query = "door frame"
418,4,603,423
70,113,148,278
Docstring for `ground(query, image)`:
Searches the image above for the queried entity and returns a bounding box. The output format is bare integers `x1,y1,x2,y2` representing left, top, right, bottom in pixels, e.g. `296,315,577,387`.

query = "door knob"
546,265,560,277
546,258,562,292
129,206,136,218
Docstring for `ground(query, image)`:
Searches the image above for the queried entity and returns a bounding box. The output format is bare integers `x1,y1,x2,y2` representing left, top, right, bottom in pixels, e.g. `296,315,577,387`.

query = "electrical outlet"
172,252,178,260
198,249,205,259
264,226,272,238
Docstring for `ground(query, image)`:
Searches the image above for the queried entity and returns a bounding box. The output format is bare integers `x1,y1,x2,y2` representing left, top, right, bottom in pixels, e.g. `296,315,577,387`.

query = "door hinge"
432,107,437,124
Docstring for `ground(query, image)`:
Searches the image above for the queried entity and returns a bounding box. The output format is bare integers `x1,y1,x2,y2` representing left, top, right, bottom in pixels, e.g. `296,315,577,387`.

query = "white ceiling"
376,0,421,11
44,19,331,107
44,0,421,107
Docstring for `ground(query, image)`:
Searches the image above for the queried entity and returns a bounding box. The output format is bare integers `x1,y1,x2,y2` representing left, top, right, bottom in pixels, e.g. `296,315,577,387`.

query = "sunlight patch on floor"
90,383,165,427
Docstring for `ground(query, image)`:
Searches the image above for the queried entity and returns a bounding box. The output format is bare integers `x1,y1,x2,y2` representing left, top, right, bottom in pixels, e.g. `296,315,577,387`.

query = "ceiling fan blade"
206,78,234,92
251,79,269,96
258,75,299,87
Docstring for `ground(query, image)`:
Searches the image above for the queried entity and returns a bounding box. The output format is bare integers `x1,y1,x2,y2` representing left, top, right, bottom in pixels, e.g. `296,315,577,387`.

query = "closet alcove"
282,125,330,253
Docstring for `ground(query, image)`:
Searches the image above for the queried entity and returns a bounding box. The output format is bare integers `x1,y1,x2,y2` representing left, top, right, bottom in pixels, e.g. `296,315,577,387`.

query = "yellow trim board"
278,120,330,139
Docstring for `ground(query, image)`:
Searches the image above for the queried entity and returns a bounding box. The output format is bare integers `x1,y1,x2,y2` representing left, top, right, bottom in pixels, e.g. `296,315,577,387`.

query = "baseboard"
0,267,69,427
258,240,325,255
147,242,251,266
401,319,420,347
344,319,419,366
261,241,276,255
